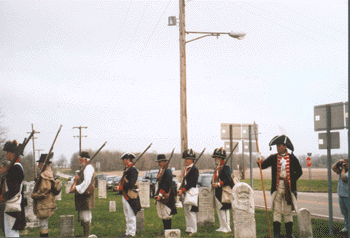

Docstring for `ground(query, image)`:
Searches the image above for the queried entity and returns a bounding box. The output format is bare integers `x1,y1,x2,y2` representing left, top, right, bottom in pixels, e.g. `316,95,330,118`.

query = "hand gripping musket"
178,148,206,201
115,143,152,192
214,143,239,187
254,122,272,238
70,141,107,195
0,130,35,197
155,148,175,204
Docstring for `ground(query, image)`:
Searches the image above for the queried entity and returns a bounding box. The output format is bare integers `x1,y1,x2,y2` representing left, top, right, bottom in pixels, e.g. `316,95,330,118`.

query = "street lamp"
169,1,246,156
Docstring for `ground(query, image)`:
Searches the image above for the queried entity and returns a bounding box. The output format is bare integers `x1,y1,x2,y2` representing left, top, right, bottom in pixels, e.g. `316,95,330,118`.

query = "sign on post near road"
306,157,312,167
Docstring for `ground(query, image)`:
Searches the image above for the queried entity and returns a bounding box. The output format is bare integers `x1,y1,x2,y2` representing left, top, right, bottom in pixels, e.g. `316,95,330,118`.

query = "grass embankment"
14,185,346,237
241,179,338,193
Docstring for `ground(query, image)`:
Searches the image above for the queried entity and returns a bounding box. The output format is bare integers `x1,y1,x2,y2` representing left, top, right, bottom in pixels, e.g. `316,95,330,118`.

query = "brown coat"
32,168,57,218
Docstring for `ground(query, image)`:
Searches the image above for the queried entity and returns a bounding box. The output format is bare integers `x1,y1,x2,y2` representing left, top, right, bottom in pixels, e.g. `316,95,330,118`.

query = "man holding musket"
258,135,302,238
0,140,26,237
154,154,177,232
177,149,199,236
70,151,95,237
114,153,141,237
211,147,233,233
31,153,57,237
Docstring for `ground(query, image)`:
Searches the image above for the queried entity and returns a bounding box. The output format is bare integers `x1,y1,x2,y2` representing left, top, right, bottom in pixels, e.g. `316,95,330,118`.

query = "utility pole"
27,124,40,177
73,126,88,155
179,0,187,154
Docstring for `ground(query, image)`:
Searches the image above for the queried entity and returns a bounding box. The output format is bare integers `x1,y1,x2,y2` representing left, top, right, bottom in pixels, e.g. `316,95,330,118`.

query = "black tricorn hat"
182,149,196,160
37,153,54,164
80,151,90,159
212,147,226,159
121,153,136,161
269,135,294,152
3,140,18,154
156,154,168,162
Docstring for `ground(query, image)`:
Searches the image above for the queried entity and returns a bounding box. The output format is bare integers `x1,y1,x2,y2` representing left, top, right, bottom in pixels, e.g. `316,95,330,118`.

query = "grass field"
7,185,345,237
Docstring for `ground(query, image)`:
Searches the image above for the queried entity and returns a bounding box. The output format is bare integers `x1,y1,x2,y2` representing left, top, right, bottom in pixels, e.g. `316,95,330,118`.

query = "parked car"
106,175,119,189
95,174,108,187
143,170,179,198
197,173,212,187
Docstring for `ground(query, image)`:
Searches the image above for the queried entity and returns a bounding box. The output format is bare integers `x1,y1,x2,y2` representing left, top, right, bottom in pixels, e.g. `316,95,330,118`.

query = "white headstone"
139,182,150,208
197,187,215,227
109,201,116,212
232,182,256,238
297,208,313,238
60,215,74,237
175,183,182,208
136,208,144,232
98,180,107,198
24,191,39,228
165,229,181,238
55,189,62,201
65,181,73,194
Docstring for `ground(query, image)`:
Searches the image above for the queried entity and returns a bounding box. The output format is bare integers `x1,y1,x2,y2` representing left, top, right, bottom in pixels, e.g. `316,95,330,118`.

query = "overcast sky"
0,0,348,164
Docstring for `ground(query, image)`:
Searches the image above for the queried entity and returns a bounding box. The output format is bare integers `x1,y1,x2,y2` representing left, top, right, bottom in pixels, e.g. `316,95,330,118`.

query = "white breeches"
79,210,92,223
122,196,136,236
215,197,231,232
157,202,172,220
273,181,293,223
39,218,49,233
183,203,197,233
4,212,19,237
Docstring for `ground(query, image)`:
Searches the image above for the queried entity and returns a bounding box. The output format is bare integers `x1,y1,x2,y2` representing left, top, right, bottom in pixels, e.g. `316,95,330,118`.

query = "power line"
73,126,88,155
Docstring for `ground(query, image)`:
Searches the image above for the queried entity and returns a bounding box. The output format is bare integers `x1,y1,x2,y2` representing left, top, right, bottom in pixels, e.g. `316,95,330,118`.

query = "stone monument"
65,181,73,194
109,201,116,212
297,208,313,238
232,182,256,238
197,187,215,227
165,229,181,238
139,181,150,208
136,208,144,232
60,215,74,237
98,179,107,198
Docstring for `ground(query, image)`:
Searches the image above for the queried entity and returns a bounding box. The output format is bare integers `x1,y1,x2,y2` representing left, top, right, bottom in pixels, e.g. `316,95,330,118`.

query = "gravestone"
232,182,256,238
297,208,313,238
65,181,73,194
98,180,107,198
165,229,181,238
175,183,183,208
139,182,150,208
136,208,144,232
60,215,74,237
24,182,39,228
109,201,116,212
197,187,215,227
55,189,62,201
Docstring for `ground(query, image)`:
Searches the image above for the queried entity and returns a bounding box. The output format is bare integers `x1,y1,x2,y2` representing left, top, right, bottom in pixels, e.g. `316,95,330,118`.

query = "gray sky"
0,0,348,163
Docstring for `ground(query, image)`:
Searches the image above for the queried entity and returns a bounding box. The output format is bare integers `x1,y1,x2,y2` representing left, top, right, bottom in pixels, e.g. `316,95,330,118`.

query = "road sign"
220,123,241,140
306,157,312,167
318,132,340,149
224,141,239,153
314,102,345,131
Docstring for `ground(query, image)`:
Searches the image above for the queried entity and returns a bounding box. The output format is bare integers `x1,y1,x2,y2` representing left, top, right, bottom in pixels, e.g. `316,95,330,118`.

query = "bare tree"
56,154,68,168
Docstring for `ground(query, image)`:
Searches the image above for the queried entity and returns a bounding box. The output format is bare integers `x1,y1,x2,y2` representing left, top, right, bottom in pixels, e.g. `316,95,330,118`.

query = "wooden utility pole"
73,126,87,155
27,124,40,176
179,0,187,154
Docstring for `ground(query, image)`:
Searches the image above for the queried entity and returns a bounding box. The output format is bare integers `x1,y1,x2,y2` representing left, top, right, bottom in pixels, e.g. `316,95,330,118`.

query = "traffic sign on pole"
306,157,312,168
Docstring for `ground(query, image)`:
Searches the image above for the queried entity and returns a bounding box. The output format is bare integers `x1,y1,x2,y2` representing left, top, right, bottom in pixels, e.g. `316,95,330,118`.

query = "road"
254,190,344,222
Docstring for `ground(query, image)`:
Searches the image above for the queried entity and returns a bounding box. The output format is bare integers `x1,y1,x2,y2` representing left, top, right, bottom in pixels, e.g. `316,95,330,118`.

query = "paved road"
254,190,344,222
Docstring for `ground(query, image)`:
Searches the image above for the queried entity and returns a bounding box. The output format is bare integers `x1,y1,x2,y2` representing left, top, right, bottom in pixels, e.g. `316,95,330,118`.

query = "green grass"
2,185,343,237
241,179,338,193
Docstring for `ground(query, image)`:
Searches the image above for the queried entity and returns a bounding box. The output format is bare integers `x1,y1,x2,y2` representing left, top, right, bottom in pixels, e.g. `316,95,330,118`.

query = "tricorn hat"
182,149,196,160
37,153,54,164
80,151,90,159
156,154,168,162
121,152,136,161
3,140,19,154
269,135,294,152
212,147,226,159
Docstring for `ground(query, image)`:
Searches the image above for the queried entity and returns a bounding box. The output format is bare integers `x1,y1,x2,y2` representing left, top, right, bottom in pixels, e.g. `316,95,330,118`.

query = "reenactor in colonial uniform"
0,140,26,237
211,147,233,233
70,151,95,237
0,161,10,235
154,154,177,232
177,149,199,236
258,135,303,238
114,153,141,237
31,153,57,237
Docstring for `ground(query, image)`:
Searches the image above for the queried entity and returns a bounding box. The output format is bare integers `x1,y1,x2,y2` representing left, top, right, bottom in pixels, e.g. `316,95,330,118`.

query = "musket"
34,125,63,189
154,148,175,201
214,143,239,187
115,143,152,191
254,121,272,238
0,130,35,196
70,141,107,194
179,148,206,190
